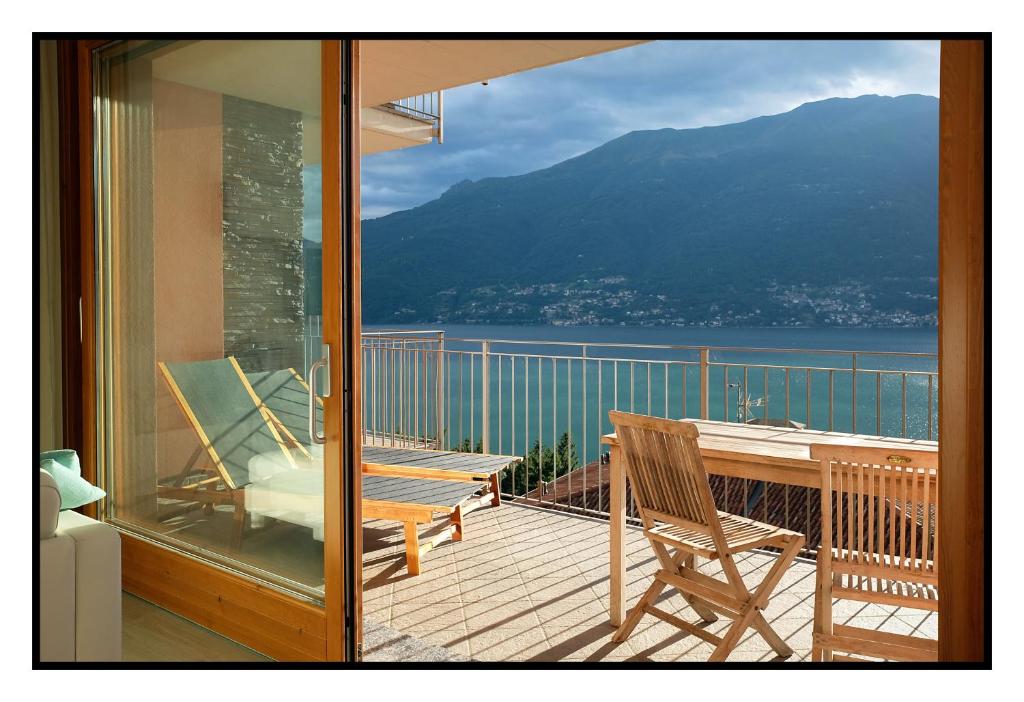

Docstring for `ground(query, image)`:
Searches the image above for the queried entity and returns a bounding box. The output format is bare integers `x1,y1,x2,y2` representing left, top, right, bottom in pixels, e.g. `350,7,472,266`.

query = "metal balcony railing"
304,320,939,555
378,91,444,143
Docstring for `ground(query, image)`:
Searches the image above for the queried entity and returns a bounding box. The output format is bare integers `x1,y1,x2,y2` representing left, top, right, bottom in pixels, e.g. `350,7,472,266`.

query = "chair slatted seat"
648,511,800,559
811,444,939,662
609,411,805,662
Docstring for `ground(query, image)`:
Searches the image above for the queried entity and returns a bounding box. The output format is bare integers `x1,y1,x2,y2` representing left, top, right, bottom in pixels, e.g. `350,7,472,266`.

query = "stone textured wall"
222,95,305,373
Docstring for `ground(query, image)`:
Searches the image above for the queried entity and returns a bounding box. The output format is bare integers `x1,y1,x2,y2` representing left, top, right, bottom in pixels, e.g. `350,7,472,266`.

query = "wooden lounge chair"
157,357,296,547
810,444,939,662
160,359,514,574
608,411,805,661
246,367,508,511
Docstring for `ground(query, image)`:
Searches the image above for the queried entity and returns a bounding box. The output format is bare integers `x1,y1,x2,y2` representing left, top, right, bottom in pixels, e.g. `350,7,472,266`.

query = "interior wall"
152,79,225,480
38,40,63,451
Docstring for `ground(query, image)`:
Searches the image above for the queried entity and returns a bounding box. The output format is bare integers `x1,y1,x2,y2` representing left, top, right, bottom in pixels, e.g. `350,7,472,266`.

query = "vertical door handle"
309,358,327,445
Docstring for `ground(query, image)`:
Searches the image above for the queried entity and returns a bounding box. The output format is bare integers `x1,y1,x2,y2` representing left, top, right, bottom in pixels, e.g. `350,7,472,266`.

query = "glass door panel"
94,39,329,604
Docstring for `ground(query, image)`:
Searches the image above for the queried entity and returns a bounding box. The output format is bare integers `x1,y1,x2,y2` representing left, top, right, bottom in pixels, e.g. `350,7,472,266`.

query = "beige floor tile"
459,578,530,603
466,625,550,661
539,623,632,662
533,598,609,627
364,502,937,663
462,601,543,630
524,576,600,603
390,602,468,631
456,559,521,580
395,581,463,603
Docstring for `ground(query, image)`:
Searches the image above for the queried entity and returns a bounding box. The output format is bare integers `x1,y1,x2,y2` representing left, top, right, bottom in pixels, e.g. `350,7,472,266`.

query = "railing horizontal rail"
435,336,937,358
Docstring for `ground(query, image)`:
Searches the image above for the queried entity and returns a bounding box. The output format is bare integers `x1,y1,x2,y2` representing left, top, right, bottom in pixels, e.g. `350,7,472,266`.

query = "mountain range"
357,94,939,327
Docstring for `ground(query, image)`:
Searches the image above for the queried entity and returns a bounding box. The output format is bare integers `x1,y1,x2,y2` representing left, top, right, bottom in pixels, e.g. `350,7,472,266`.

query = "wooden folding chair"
609,411,805,661
810,444,939,662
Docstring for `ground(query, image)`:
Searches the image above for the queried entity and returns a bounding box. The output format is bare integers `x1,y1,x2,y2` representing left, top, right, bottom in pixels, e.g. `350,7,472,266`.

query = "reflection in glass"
94,40,325,602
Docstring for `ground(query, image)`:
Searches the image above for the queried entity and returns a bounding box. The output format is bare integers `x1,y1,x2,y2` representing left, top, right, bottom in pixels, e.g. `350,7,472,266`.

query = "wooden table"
601,419,937,626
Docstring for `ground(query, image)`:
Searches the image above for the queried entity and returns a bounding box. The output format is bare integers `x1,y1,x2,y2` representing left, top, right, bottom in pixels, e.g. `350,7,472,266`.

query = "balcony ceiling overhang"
361,40,646,106
148,39,645,159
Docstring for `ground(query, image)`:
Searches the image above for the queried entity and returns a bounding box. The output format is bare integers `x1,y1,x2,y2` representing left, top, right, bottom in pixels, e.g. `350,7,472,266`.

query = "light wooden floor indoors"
122,592,269,662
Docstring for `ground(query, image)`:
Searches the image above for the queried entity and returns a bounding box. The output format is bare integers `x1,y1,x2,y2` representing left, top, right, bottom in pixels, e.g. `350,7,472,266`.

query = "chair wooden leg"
709,600,760,661
752,611,793,658
612,576,667,643
404,521,421,576
679,553,719,623
710,539,802,661
813,550,833,662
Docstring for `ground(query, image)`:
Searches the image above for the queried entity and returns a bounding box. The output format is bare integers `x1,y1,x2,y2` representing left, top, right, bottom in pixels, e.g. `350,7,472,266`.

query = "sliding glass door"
91,39,358,658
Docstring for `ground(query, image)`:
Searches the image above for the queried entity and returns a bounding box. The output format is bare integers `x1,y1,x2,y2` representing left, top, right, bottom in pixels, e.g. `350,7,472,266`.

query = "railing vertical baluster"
598,359,603,513
784,367,791,424
582,346,588,490
497,354,503,455
510,355,515,495
763,366,769,421
663,362,669,418
927,374,934,441
828,369,835,432
445,351,452,449
723,365,729,421
901,373,908,438
566,357,571,508
699,347,710,420
802,370,811,431
414,348,420,443
390,346,396,446
423,347,429,447
459,351,464,449
481,341,490,453
682,362,688,418
742,366,749,421
851,352,858,434
876,372,882,436
538,353,543,504
397,343,403,441
470,351,475,450
622,360,630,415
436,332,444,448
524,356,530,498
552,356,557,506
646,362,652,416
613,361,619,410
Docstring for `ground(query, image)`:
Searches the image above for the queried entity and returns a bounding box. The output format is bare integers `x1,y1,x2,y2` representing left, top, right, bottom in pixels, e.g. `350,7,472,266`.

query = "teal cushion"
40,449,81,477
39,458,105,511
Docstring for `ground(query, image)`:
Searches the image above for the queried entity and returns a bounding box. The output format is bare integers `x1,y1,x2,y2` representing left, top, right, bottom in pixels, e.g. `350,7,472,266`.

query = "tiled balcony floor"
363,502,938,662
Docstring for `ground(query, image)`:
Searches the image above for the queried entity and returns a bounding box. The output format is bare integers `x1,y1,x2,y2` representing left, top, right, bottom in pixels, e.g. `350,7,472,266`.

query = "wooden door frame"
322,38,364,663
56,37,361,662
937,37,990,664
56,38,106,517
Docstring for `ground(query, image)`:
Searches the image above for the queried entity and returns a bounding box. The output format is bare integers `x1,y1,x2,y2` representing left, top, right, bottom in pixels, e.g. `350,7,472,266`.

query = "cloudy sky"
305,40,939,234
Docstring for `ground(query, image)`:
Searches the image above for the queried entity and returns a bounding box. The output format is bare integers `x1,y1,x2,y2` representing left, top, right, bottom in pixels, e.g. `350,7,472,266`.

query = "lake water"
360,324,938,470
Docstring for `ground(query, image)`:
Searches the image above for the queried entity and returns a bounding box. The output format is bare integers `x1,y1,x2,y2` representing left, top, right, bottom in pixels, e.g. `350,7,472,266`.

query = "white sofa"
39,469,122,661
